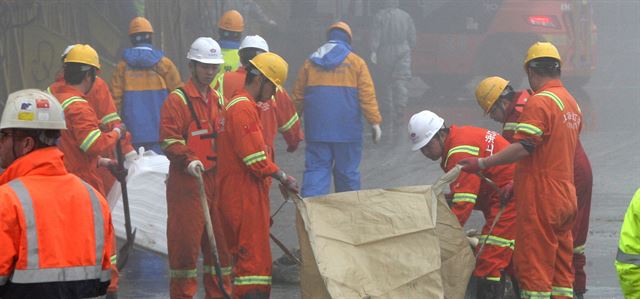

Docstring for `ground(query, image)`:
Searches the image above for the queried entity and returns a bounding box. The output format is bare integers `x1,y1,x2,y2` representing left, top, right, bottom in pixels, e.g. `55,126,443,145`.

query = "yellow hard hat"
129,16,154,35
327,21,353,41
475,76,510,113
63,44,100,69
218,10,244,32
523,42,561,68
249,52,288,87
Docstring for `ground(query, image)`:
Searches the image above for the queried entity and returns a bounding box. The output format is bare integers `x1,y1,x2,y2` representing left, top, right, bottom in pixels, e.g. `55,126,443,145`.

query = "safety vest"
213,48,240,86
173,88,219,171
615,188,640,297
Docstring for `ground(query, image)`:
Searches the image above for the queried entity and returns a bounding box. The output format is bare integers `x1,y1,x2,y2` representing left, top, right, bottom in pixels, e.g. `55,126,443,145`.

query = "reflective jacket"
293,41,381,142
616,188,640,298
50,84,121,195
215,67,303,157
111,44,182,145
0,147,113,298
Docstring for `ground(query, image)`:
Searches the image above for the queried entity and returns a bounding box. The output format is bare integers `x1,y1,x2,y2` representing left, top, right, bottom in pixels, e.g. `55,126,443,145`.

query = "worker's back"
0,147,113,298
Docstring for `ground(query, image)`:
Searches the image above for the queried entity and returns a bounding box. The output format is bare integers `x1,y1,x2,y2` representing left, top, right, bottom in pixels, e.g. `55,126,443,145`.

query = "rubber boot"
476,277,505,299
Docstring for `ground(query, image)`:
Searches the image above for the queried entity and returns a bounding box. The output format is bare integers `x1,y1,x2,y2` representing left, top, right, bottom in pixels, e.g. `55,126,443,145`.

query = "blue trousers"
301,141,362,197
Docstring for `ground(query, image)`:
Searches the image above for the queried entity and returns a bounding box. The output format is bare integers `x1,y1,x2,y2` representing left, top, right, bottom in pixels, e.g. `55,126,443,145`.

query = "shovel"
196,172,231,299
115,140,136,270
474,172,508,259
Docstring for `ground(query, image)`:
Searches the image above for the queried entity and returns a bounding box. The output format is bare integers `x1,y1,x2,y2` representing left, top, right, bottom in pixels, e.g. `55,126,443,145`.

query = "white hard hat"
239,35,269,52
408,110,444,151
187,37,224,64
0,89,67,130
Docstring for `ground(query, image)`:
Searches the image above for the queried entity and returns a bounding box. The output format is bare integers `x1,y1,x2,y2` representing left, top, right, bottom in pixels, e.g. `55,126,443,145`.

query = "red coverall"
216,89,280,298
511,80,582,298
503,90,593,295
215,67,303,158
49,75,134,194
159,79,230,299
443,125,516,281
49,82,123,293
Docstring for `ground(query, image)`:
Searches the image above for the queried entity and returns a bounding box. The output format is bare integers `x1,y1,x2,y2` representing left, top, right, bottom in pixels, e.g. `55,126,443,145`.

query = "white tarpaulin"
296,166,475,299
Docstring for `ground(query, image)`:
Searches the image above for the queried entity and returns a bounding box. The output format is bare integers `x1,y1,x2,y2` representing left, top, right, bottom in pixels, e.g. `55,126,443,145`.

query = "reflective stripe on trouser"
301,141,362,197
513,179,576,299
167,170,230,299
475,196,516,280
108,235,119,292
218,172,272,297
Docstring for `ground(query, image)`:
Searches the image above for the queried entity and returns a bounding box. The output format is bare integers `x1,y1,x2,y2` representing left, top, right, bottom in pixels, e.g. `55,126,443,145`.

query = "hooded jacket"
111,44,182,145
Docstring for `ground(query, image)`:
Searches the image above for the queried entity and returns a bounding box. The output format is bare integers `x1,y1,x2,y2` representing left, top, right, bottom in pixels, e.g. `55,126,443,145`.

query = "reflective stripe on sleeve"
536,91,564,111
11,266,111,283
234,275,272,286
9,180,39,268
101,113,121,125
161,138,186,150
61,96,88,110
551,286,573,297
80,129,102,152
478,235,515,249
243,151,267,166
617,248,640,265
486,276,501,282
503,122,518,131
452,193,477,204
110,255,117,265
515,123,543,136
445,145,479,165
169,268,198,278
278,113,299,132
226,97,250,110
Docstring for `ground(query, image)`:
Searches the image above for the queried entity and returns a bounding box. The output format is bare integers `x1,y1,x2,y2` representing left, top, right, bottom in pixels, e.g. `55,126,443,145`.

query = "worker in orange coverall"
49,44,136,196
475,76,593,298
48,44,130,299
214,35,303,157
216,52,299,299
408,110,516,299
159,37,231,299
460,42,582,299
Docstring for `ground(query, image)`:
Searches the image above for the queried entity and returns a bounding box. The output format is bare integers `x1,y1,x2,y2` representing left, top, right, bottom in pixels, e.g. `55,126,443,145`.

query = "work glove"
371,124,382,144
498,181,514,206
286,142,299,153
275,170,299,193
113,123,127,140
98,158,127,182
370,52,377,64
268,19,277,26
458,157,486,173
124,150,139,169
187,160,204,177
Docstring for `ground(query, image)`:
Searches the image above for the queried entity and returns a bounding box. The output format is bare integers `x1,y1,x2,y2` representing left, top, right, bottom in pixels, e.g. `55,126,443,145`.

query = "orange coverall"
511,80,582,298
216,89,280,298
442,125,516,281
215,67,303,158
0,147,114,298
49,75,134,194
160,79,230,299
502,90,593,295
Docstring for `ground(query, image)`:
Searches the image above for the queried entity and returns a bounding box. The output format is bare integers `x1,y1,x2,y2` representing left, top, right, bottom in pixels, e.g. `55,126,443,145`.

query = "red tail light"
527,15,558,28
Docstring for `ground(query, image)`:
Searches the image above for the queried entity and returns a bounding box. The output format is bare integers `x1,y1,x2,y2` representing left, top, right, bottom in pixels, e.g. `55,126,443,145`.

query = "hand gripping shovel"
196,172,232,299
115,140,136,270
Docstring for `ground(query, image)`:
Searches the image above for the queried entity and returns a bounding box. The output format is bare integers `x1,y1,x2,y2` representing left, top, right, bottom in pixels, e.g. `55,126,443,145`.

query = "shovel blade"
116,229,137,271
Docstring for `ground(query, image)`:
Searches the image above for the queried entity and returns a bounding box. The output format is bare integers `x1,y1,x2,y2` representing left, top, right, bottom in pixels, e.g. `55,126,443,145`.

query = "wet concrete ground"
117,2,639,298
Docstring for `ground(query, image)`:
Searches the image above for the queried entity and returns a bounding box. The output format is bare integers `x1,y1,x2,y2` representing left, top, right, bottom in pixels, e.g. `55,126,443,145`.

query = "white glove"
97,157,114,168
370,52,377,64
124,150,139,168
372,124,382,144
187,160,204,177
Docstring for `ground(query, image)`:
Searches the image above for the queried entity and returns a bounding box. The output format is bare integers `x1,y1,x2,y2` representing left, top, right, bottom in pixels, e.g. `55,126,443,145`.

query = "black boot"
477,277,505,299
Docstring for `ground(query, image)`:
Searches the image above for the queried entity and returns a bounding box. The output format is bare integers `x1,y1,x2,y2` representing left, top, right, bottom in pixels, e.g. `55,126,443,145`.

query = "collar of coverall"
186,78,216,104
534,79,563,93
